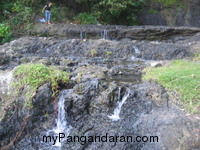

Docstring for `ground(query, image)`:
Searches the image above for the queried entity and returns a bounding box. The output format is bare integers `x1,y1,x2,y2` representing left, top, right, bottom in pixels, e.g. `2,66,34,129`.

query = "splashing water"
0,71,13,95
91,79,99,89
108,88,130,121
133,46,140,54
131,55,136,61
80,31,83,40
53,90,71,147
80,31,87,40
101,30,109,40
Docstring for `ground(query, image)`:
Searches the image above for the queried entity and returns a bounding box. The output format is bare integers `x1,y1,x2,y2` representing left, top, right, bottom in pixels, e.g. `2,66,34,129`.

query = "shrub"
74,13,97,24
0,23,12,44
2,0,33,33
51,6,70,22
93,0,144,25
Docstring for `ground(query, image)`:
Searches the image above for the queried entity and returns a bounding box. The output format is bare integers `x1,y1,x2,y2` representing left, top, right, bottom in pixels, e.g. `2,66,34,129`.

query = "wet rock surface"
0,24,199,150
32,24,200,40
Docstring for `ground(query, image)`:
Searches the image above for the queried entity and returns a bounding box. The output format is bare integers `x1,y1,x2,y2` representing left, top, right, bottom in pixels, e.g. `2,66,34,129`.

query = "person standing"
42,2,52,24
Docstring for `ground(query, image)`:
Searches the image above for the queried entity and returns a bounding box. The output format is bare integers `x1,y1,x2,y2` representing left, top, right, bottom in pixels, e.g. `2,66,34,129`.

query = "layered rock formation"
0,24,199,150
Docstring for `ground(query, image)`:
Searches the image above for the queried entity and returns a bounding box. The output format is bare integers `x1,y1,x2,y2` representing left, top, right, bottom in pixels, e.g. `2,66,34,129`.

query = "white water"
53,90,71,147
91,79,99,89
0,71,13,95
108,88,130,121
101,30,109,39
131,55,136,61
133,46,140,54
80,31,83,40
80,31,87,40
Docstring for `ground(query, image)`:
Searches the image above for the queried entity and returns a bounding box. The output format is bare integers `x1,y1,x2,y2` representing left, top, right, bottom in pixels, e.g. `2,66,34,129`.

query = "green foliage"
74,13,97,24
0,0,146,30
10,1,33,30
153,0,181,7
0,23,12,44
93,0,144,25
106,51,112,56
193,52,200,61
51,5,71,22
143,60,200,113
0,0,37,38
13,63,69,108
148,9,158,14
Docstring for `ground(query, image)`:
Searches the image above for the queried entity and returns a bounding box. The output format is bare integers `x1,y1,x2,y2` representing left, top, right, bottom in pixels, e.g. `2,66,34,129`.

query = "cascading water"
101,30,109,39
133,46,140,54
0,70,13,95
130,46,140,60
108,88,130,121
80,31,87,40
80,31,83,40
52,90,71,147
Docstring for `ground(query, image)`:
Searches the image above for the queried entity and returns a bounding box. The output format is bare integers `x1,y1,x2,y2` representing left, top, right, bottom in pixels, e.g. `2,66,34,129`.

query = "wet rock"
0,83,54,149
0,55,10,66
0,35,197,67
0,24,199,150
32,24,200,40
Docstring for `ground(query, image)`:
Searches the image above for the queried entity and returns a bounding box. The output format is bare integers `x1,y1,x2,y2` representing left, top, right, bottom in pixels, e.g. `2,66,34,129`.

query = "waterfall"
53,90,71,147
133,46,140,54
80,31,83,40
80,31,87,40
101,30,109,39
0,70,13,95
131,56,136,61
108,88,130,121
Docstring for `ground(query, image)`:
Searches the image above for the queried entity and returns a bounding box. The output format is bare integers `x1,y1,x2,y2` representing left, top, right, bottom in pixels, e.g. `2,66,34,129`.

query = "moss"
143,60,200,114
153,0,182,7
90,49,97,57
106,51,112,56
12,63,69,108
148,9,158,14
193,52,200,62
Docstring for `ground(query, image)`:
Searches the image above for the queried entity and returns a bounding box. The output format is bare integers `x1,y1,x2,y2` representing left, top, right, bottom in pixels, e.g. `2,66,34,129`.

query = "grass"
13,63,69,107
143,60,200,114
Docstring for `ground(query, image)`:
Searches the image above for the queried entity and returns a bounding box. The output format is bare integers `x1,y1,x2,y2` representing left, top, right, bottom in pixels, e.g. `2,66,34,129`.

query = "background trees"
0,0,181,44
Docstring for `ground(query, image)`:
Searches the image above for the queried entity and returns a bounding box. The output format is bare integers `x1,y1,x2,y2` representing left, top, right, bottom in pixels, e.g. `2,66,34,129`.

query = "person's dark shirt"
45,4,52,11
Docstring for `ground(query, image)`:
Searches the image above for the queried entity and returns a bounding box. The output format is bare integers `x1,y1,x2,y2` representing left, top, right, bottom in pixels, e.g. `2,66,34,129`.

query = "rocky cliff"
137,0,200,27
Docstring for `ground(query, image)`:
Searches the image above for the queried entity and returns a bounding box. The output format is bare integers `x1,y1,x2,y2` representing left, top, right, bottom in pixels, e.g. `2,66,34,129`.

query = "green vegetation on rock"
0,23,12,44
90,49,97,57
106,51,112,56
143,60,200,113
153,0,181,6
13,63,69,107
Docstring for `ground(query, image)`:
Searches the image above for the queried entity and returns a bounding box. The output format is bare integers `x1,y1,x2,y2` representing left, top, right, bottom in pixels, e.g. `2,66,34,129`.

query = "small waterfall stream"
133,46,140,54
130,46,140,60
101,30,109,39
80,31,83,40
108,88,130,121
52,90,71,147
0,70,13,95
80,31,87,40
